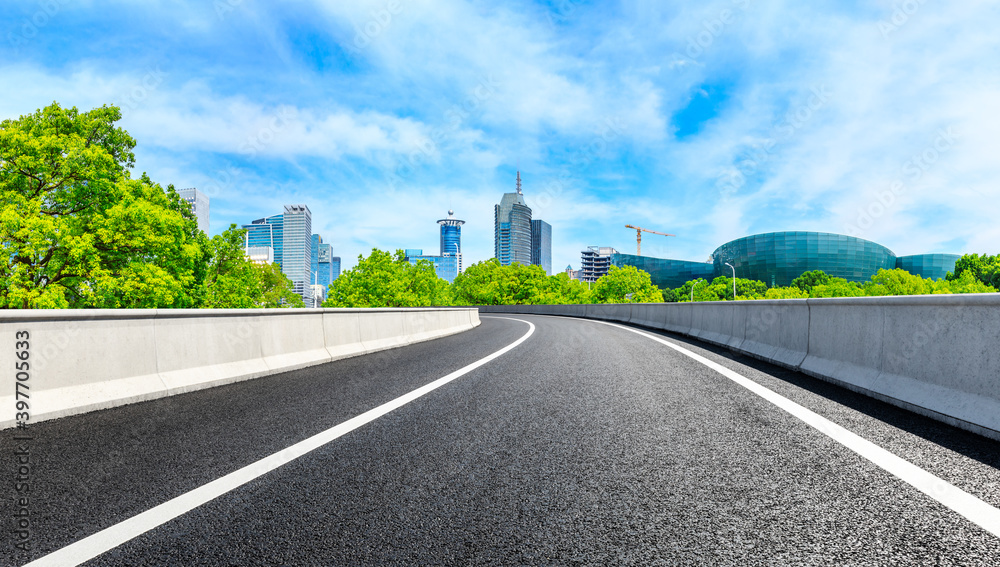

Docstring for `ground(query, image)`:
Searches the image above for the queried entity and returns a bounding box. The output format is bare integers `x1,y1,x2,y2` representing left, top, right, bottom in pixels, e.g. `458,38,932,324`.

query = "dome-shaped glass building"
895,254,961,282
711,232,898,287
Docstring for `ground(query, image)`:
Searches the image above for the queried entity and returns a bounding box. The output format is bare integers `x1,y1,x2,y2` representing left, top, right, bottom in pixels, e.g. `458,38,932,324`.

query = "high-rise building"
331,257,341,281
437,209,465,282
243,214,283,266
531,219,552,275
281,205,313,306
177,187,210,234
245,246,274,265
311,234,334,304
401,210,466,283
403,249,459,283
243,206,327,307
580,246,618,283
494,171,533,266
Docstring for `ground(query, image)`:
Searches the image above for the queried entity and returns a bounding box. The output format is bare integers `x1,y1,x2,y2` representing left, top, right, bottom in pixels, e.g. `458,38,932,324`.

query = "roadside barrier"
480,296,1000,441
1,308,480,429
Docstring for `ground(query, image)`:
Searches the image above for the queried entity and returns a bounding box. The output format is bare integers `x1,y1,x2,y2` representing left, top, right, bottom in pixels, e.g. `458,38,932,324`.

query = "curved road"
6,314,1000,565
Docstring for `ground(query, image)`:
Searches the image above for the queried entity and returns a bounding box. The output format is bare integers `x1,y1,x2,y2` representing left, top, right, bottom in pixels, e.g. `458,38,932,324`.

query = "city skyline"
3,2,998,273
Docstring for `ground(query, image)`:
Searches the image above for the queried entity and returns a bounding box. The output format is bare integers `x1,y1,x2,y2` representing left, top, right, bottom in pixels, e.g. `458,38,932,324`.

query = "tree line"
322,252,662,307
324,250,999,307
662,261,997,302
5,103,998,310
1,102,301,308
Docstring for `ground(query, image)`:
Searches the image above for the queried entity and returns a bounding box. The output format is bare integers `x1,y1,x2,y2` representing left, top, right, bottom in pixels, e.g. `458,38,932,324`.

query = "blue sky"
3,0,999,272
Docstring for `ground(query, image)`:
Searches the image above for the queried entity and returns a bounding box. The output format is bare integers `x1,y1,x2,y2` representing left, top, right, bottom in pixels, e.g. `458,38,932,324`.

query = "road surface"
6,314,1000,565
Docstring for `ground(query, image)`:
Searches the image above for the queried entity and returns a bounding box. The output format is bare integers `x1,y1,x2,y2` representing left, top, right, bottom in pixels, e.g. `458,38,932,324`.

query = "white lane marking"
26,318,535,567
586,318,1000,539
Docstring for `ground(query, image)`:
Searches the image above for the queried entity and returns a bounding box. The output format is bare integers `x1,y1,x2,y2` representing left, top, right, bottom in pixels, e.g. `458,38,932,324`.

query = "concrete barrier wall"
479,295,1000,440
741,300,809,369
0,308,480,429
800,295,1000,439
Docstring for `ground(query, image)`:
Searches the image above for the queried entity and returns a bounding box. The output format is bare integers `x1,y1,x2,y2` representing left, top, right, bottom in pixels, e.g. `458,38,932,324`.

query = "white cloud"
3,0,1000,275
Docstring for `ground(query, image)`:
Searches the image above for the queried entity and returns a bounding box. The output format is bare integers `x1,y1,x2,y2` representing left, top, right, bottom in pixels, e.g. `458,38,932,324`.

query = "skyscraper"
531,219,552,275
331,257,341,281
243,214,283,265
495,171,532,266
177,187,210,234
312,234,334,304
243,207,329,307
438,209,465,282
281,205,313,306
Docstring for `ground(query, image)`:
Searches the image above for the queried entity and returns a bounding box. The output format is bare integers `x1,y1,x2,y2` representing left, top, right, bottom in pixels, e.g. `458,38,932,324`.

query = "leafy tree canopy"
809,277,864,298
451,259,549,305
791,270,832,292
590,265,663,303
764,286,809,299
1,102,206,308
947,253,1000,289
324,249,449,308
667,267,996,302
201,225,303,308
535,271,592,305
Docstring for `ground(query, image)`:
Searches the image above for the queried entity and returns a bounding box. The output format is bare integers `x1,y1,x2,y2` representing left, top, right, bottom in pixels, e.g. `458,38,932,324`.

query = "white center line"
588,317,1000,539
26,318,535,567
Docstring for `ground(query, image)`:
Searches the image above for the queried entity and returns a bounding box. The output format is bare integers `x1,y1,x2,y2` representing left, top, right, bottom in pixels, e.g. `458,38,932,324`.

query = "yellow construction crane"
625,225,675,256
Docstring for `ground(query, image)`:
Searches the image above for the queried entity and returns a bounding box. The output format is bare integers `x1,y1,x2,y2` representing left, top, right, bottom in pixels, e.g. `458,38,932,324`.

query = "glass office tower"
331,257,341,281
531,219,552,275
311,234,334,304
438,210,465,282
281,205,313,306
495,171,533,266
243,214,283,266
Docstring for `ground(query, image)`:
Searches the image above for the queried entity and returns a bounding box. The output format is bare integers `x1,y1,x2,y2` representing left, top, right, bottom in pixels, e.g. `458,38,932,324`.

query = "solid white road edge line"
587,318,1000,539
25,318,536,567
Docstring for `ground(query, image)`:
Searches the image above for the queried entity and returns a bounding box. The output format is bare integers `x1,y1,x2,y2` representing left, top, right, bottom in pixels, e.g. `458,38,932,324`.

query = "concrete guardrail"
1,308,480,429
480,295,1000,441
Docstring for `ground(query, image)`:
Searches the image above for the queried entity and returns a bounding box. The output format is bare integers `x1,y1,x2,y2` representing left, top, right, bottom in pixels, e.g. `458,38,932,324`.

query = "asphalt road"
5,314,1000,566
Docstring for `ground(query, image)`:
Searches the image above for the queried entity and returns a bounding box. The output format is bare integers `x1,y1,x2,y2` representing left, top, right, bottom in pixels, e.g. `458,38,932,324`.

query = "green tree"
863,268,934,296
590,265,663,303
323,249,449,308
450,259,549,305
697,275,767,301
791,270,832,292
764,286,809,299
257,262,306,307
809,277,864,298
1,102,207,308
947,253,1000,289
200,224,302,308
535,272,592,305
200,225,257,308
673,278,714,302
937,270,997,294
